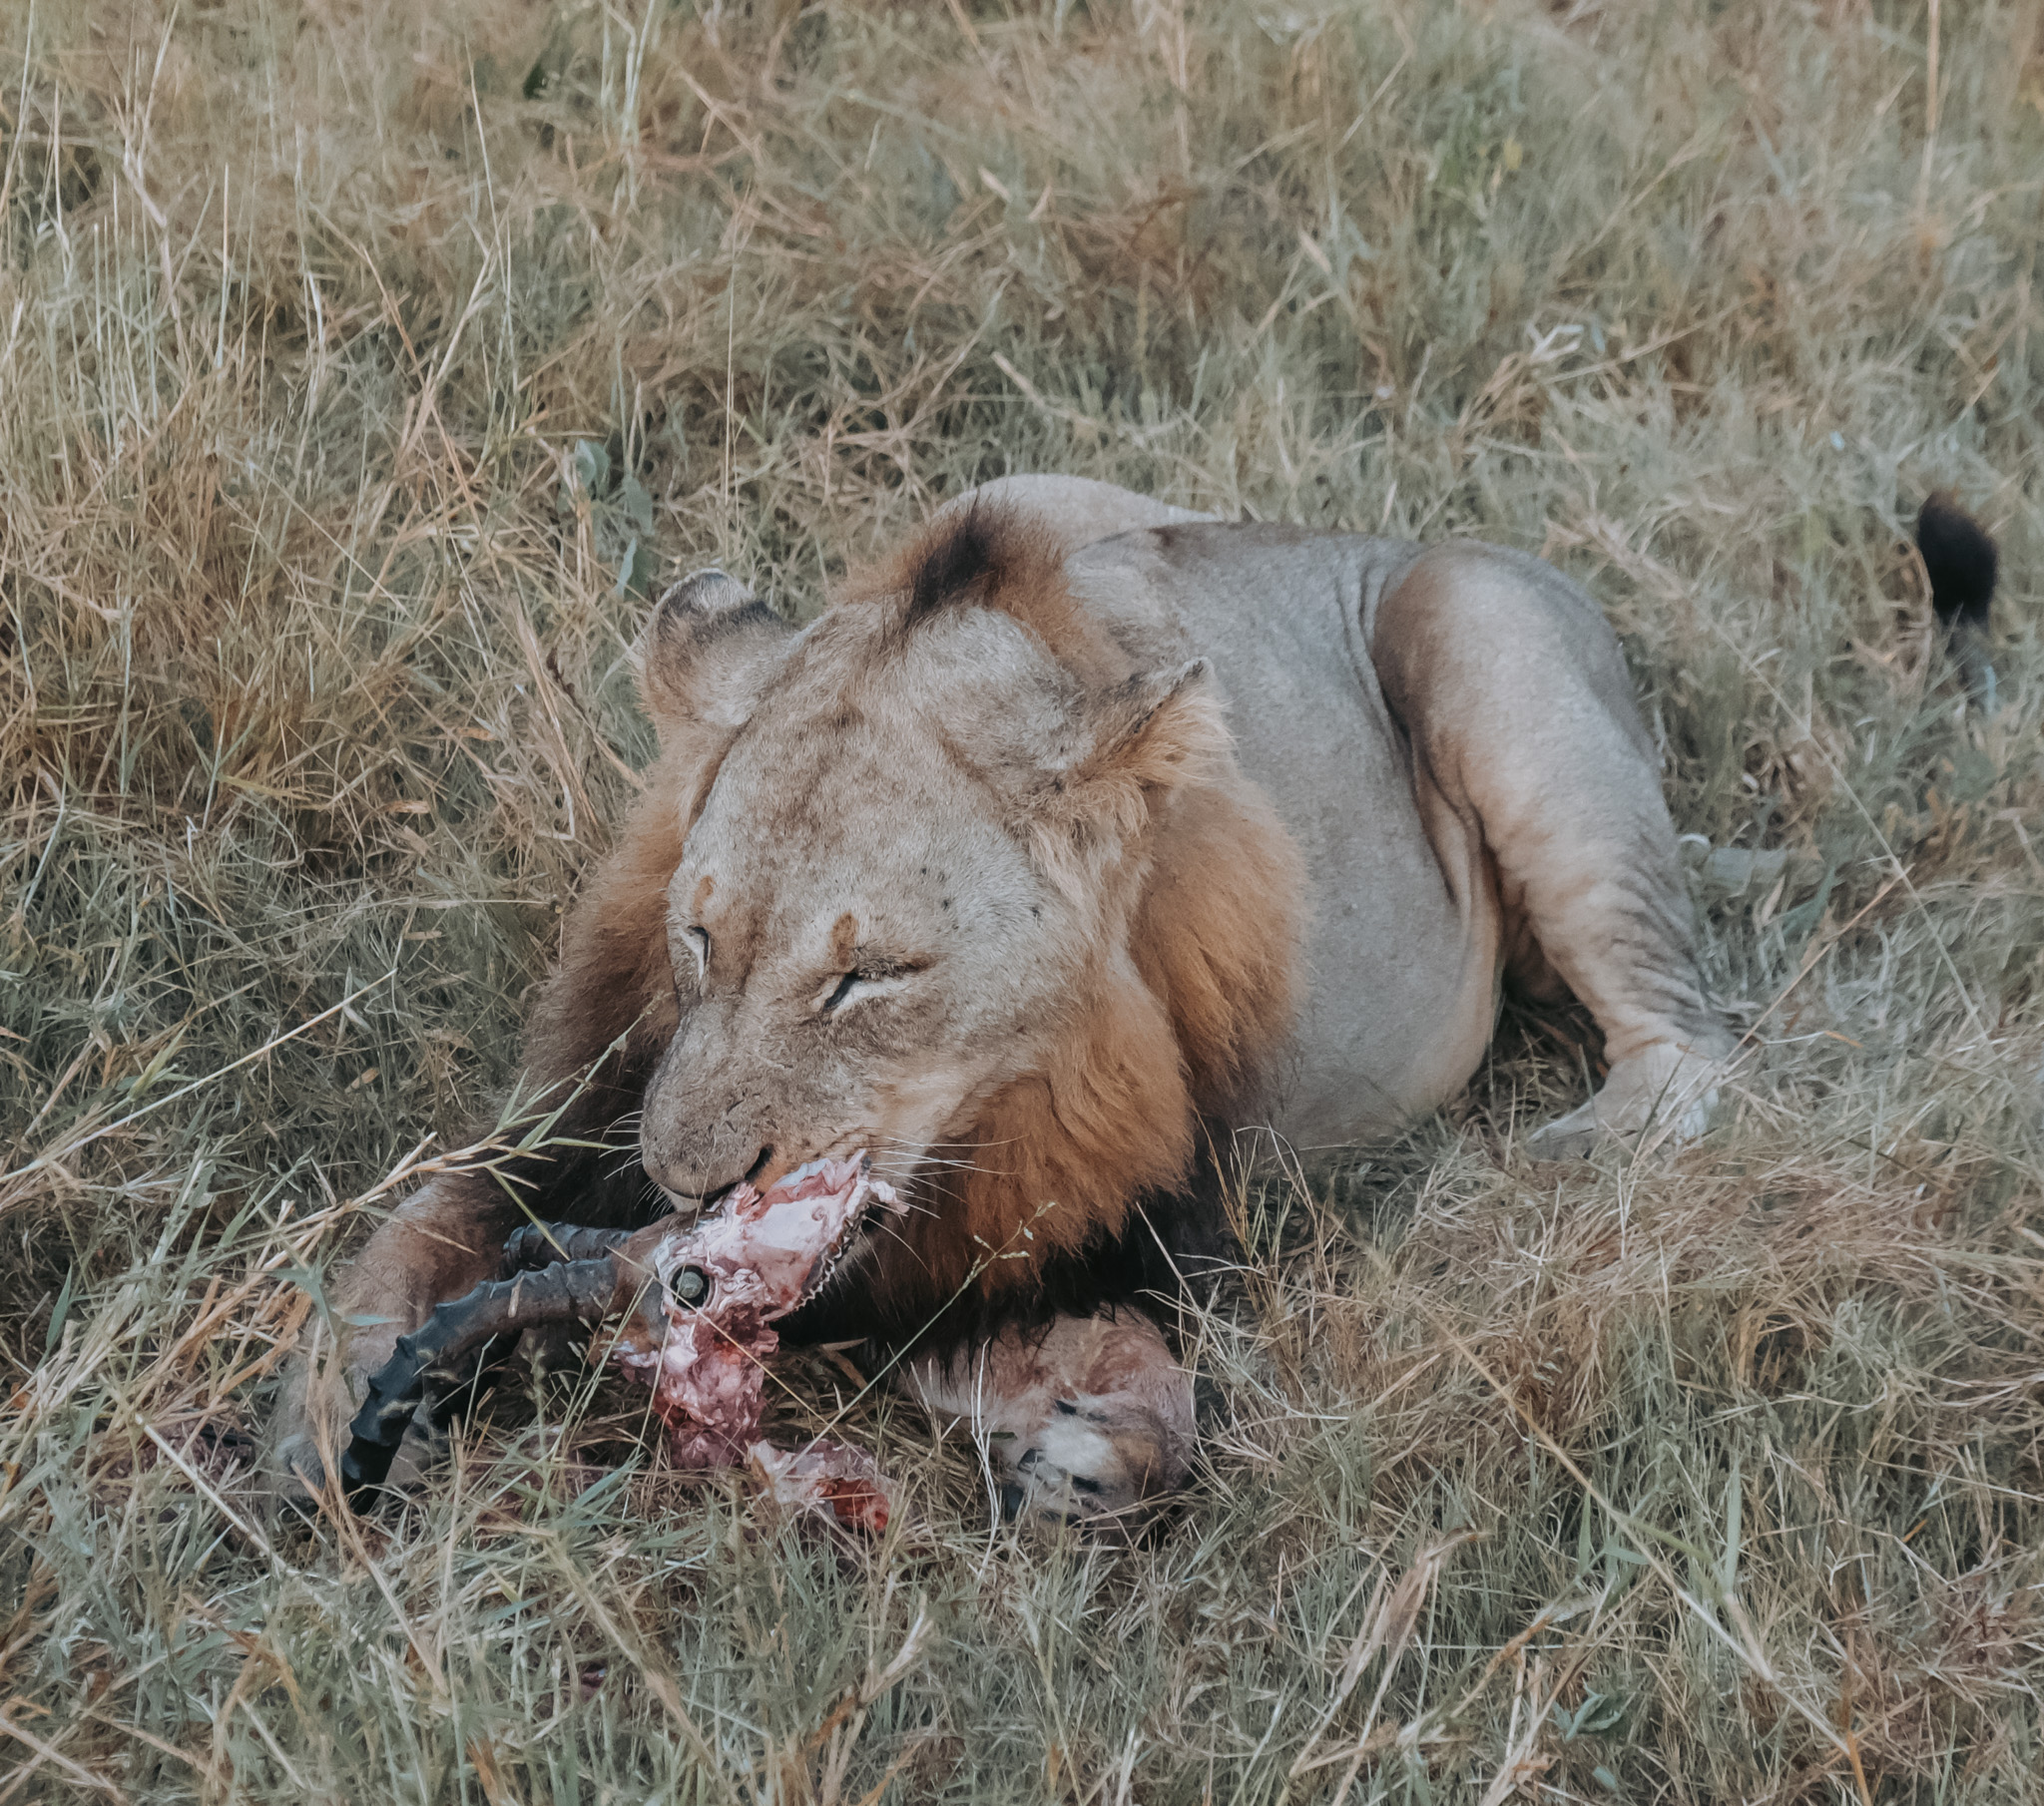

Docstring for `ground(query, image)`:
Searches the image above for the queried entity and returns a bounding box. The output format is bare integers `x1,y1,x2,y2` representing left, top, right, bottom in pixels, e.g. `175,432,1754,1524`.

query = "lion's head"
627,509,1299,1327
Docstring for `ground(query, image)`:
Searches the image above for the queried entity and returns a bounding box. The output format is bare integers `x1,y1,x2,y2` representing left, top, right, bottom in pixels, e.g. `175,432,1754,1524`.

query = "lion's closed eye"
817,959,924,1018
683,926,711,986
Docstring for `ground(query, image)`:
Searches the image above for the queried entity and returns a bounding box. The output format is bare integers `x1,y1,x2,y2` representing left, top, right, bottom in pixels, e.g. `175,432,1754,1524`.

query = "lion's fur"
272,474,1732,1498
408,499,1306,1349
857,501,1305,1129
618,503,1303,1332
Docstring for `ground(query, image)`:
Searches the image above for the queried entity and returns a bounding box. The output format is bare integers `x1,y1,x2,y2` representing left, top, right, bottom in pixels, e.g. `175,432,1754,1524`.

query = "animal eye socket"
683,926,711,983
670,1264,712,1309
822,970,864,1013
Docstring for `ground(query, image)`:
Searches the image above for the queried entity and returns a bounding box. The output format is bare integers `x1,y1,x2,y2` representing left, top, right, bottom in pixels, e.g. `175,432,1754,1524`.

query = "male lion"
273,475,1737,1524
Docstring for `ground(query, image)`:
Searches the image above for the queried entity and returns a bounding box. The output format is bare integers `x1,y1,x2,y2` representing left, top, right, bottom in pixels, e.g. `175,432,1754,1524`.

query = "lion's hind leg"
1372,542,1735,1155
906,1311,1195,1530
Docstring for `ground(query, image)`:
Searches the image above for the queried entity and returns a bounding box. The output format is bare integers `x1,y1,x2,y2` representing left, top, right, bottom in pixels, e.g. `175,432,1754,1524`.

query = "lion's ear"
1079,659,1226,791
637,570,792,737
1028,659,1228,894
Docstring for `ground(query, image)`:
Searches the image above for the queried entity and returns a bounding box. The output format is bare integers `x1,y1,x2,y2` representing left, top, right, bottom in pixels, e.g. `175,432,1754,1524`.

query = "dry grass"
3,0,2043,1799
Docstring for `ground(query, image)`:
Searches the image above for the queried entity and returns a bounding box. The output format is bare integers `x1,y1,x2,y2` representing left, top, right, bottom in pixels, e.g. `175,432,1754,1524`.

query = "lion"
272,474,1742,1525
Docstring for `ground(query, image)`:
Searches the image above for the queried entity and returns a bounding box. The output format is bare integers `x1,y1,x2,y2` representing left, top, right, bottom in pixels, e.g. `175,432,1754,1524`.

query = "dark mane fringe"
855,497,1143,693
904,498,1006,626
776,1121,1241,1357
878,498,1089,648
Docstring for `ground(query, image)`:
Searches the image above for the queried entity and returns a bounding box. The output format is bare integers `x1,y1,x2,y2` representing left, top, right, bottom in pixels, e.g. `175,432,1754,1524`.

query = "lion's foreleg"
268,762,690,1515
268,1168,524,1509
904,1310,1196,1529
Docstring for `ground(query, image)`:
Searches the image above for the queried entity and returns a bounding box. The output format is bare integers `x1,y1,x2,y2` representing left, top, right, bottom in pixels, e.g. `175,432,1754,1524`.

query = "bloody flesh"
607,1154,901,1520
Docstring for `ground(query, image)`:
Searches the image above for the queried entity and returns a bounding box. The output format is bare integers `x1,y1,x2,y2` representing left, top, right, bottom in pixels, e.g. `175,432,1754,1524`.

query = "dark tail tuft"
1916,492,1998,634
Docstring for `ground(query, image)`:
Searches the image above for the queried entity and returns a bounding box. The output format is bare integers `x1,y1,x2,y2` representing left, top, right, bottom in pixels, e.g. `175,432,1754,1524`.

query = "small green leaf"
44,1266,76,1356
1579,1691,1630,1735
614,538,654,601
568,438,609,499
618,473,654,536
276,1263,330,1321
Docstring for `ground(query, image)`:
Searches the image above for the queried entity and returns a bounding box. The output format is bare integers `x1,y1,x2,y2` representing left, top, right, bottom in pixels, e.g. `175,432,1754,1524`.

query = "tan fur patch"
859,958,1199,1313
844,500,1133,688
829,912,860,966
813,507,1301,1298
1132,783,1303,1119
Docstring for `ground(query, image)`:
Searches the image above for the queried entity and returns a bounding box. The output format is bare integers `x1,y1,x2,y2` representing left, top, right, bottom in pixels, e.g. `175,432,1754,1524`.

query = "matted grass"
3,1,2042,1799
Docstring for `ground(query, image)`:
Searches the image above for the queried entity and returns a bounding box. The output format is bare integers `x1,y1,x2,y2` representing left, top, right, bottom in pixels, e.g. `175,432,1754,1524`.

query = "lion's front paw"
266,1339,356,1522
269,1426,332,1522
996,1397,1189,1527
270,1405,446,1523
908,1310,1197,1532
265,1334,411,1522
1521,1096,1606,1160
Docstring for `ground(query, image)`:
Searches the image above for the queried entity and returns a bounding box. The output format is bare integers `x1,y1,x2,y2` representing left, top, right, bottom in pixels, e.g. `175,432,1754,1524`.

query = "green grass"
3,0,2043,1799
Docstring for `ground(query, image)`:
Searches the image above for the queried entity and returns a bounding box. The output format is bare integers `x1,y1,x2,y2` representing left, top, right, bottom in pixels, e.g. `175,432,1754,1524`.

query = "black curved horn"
340,1256,623,1506
501,1220,634,1275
